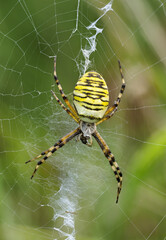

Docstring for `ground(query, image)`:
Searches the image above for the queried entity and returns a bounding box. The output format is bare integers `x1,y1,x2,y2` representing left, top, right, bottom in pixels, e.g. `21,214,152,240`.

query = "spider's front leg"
26,127,81,179
92,130,122,203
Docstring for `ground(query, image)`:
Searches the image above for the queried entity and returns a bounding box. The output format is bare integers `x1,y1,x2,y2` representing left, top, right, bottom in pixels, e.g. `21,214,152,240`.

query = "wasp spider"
26,57,125,203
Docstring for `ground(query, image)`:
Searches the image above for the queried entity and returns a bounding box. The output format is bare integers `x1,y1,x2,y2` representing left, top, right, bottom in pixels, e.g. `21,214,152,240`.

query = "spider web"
0,0,166,239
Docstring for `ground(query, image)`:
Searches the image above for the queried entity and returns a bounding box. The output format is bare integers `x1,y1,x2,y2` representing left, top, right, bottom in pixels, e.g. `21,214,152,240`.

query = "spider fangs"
77,121,96,146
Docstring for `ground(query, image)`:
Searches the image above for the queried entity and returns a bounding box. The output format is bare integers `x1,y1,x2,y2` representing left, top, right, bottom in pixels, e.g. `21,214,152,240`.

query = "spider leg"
25,144,56,163
96,108,117,125
105,60,125,116
97,60,125,125
54,56,78,117
92,130,122,203
26,127,81,179
51,90,79,123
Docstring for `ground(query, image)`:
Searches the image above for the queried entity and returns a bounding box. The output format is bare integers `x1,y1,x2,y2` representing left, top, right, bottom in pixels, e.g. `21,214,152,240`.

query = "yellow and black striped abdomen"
73,71,109,123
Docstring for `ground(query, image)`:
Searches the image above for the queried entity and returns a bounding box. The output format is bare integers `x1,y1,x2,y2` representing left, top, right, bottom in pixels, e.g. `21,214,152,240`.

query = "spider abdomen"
73,71,109,123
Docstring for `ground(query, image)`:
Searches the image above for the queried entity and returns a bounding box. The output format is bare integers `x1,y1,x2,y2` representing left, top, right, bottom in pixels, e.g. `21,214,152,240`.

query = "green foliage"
0,0,166,239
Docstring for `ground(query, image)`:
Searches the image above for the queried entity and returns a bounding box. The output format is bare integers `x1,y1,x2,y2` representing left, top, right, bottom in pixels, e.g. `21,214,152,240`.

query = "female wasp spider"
26,57,125,203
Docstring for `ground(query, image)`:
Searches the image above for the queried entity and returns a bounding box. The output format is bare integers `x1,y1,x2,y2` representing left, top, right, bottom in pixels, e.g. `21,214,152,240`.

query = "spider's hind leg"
51,90,79,123
53,57,78,117
97,60,125,125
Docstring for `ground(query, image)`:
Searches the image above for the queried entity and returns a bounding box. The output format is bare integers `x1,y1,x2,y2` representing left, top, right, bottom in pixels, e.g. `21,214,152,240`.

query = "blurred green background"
0,0,166,239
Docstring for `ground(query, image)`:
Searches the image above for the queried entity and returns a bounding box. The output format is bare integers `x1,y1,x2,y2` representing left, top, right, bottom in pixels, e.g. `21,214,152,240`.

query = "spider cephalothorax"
77,121,96,146
26,57,125,203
